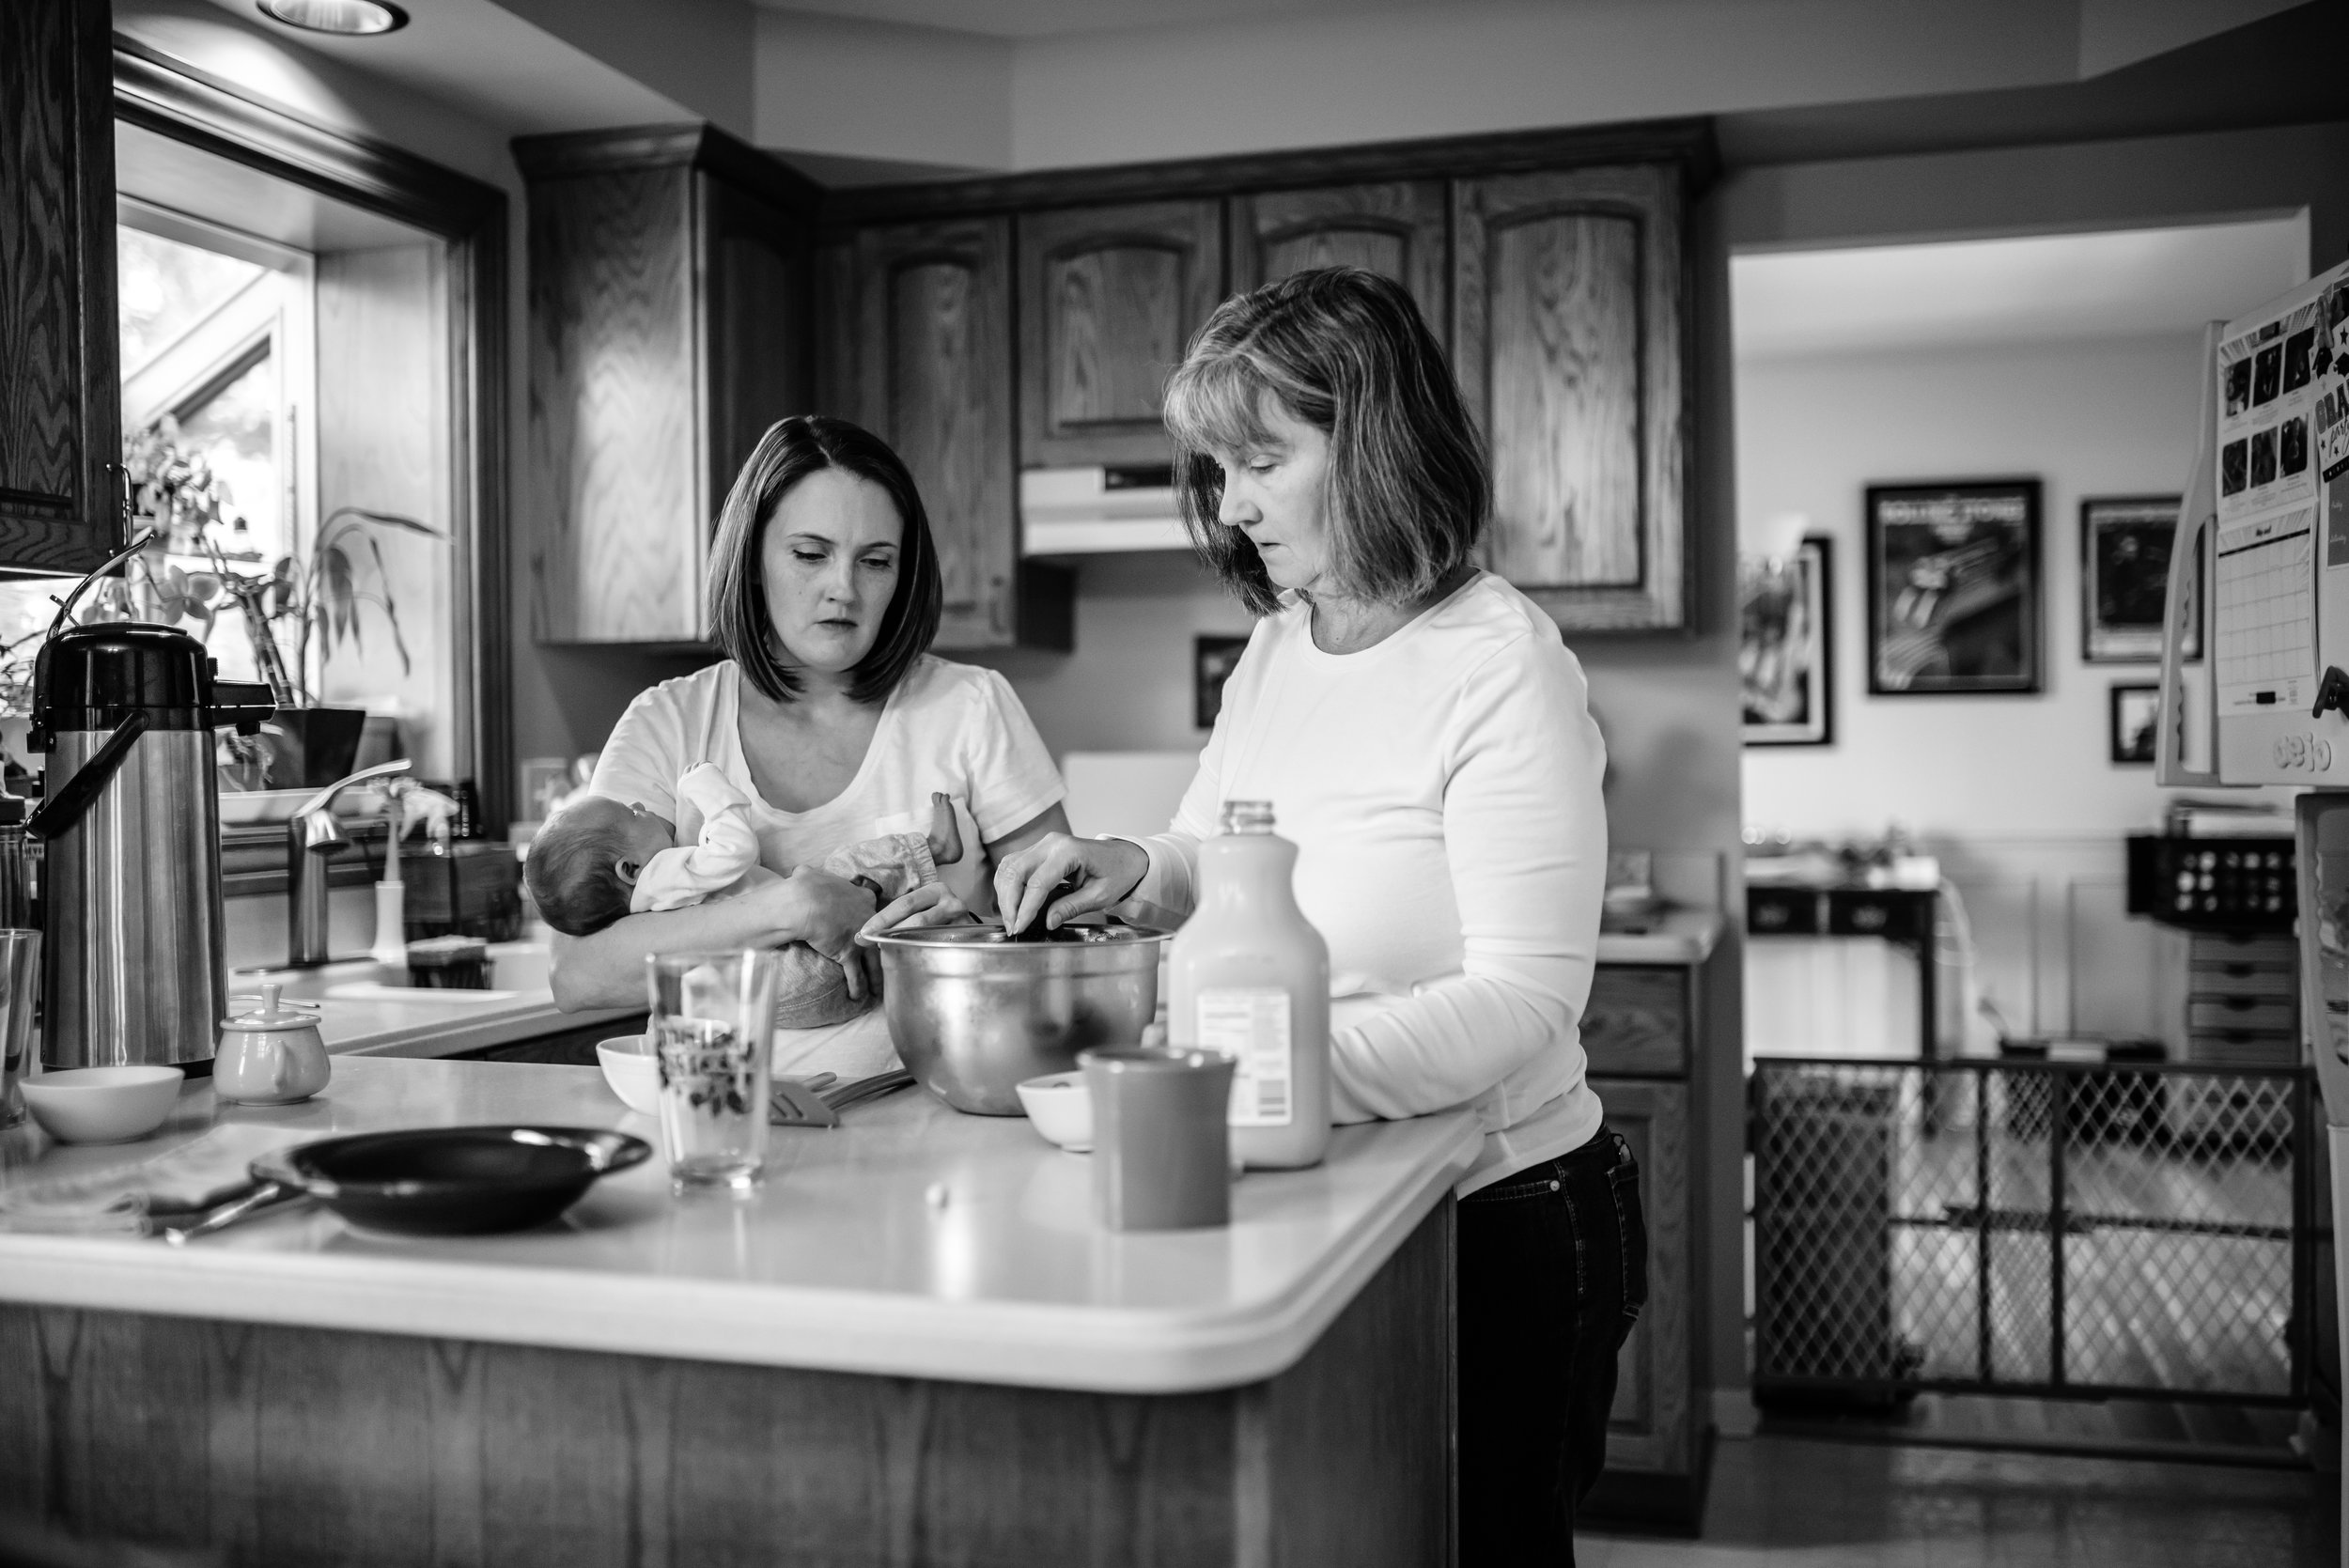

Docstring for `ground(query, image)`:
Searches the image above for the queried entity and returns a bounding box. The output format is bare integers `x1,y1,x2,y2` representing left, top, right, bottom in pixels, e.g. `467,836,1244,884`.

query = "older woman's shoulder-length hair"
1162,268,1487,615
706,414,943,705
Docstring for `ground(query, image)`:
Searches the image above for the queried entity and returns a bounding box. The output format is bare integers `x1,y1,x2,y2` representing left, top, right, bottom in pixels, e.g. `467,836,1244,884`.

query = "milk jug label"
1197,988,1293,1126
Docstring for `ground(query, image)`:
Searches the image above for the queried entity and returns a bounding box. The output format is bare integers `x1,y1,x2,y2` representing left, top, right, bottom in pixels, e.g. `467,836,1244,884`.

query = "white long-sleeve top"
1124,572,1609,1192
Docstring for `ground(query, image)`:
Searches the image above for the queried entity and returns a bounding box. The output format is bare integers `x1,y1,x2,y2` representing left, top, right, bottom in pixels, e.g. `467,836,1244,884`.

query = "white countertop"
1595,907,1722,966
0,1057,1481,1394
240,941,638,1058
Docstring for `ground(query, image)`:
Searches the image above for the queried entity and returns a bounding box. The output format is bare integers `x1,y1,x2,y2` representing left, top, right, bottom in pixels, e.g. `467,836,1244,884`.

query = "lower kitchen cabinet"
1582,958,1708,1530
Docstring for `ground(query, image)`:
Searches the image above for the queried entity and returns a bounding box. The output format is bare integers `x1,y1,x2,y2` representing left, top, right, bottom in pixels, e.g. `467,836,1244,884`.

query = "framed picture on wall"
1865,479,2042,695
1741,537,1833,746
2109,682,2160,765
2081,494,2185,663
1194,635,1251,729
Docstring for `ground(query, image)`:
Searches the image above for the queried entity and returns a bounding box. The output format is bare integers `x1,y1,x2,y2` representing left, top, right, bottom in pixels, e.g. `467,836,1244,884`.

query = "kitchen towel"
0,1125,310,1234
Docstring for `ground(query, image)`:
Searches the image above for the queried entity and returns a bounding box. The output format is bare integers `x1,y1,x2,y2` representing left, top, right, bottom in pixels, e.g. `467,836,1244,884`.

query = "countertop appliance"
29,614,272,1073
2159,256,2349,1559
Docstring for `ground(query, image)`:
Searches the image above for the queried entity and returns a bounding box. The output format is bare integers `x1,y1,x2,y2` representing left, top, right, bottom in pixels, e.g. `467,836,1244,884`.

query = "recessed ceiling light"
256,0,409,36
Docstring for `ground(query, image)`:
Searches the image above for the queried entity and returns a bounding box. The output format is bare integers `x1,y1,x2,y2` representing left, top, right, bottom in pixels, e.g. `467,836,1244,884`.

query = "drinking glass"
0,929,35,1128
646,951,779,1192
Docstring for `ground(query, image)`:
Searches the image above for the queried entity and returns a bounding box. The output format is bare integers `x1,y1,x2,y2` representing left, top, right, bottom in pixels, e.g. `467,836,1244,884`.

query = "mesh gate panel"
1752,1059,2308,1405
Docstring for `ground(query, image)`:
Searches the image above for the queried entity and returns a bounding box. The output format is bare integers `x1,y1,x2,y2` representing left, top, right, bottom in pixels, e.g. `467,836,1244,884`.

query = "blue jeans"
1457,1126,1648,1567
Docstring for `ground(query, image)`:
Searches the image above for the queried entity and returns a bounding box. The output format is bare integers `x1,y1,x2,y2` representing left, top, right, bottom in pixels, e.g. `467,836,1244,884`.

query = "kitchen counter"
0,1057,1469,1566
1595,906,1723,966
0,1055,1478,1393
239,939,638,1058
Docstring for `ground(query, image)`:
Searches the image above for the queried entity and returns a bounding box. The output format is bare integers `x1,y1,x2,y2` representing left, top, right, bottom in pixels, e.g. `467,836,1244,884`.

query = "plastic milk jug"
1167,800,1330,1169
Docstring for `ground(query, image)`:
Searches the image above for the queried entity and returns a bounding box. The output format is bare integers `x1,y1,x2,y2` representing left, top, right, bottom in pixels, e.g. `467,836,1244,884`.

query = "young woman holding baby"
544,416,1070,1080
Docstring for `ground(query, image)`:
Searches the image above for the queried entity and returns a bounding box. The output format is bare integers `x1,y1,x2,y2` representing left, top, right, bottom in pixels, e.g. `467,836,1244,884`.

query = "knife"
154,1180,309,1246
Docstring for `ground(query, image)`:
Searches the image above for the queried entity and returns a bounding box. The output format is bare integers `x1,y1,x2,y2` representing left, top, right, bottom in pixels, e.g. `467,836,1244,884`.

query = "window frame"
113,33,512,825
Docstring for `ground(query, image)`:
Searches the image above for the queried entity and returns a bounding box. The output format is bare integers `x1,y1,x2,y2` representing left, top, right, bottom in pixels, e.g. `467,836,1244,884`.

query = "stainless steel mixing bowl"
866,922,1174,1114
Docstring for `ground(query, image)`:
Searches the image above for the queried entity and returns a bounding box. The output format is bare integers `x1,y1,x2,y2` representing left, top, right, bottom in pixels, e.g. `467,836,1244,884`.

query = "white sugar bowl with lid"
215,984,331,1105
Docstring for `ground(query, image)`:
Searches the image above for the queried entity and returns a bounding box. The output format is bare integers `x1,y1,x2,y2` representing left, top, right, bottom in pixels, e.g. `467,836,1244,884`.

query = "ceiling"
1730,216,2310,361
750,0,1448,39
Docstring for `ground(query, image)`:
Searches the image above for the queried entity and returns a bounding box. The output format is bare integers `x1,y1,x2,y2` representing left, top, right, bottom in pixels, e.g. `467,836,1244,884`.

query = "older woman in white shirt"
995,268,1641,1568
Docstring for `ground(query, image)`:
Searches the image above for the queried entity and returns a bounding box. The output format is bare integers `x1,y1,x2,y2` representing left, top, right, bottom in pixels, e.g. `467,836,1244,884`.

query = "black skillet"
252,1126,651,1236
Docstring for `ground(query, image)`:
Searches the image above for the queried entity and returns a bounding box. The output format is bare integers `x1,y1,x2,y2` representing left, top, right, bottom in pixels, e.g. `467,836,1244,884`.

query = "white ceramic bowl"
595,1034,661,1115
21,1065,185,1144
1015,1070,1093,1153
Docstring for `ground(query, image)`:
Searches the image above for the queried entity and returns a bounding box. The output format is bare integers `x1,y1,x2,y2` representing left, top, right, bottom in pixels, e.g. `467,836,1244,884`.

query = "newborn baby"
525,763,962,1026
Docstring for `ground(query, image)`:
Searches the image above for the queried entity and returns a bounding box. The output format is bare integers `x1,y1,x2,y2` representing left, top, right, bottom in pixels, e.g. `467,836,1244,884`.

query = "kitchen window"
1,58,507,819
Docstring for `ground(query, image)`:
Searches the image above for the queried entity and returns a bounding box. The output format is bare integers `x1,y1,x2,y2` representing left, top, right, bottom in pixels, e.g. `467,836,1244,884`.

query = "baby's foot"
927,791,965,866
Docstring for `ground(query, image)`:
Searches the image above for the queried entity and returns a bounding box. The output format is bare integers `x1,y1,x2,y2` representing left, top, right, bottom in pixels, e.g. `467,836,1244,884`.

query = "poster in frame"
1866,479,2042,695
2109,682,2160,765
1194,635,1251,729
2081,494,2186,664
1741,537,1833,746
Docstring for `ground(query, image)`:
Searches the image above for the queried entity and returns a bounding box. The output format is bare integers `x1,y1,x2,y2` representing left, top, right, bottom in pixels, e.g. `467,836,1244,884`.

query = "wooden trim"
513,122,822,216
823,116,1718,229
110,35,513,825
111,35,500,237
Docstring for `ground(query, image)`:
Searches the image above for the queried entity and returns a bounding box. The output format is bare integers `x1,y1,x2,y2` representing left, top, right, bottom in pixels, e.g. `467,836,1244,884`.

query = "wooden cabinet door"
1019,199,1221,468
1589,1076,1693,1478
1228,181,1446,345
703,174,812,521
1454,165,1687,632
0,0,120,575
524,164,700,643
853,218,1019,649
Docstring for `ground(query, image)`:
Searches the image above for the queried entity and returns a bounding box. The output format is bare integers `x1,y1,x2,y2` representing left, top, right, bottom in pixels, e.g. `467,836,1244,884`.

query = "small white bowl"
21,1066,185,1144
595,1034,661,1115
1015,1071,1092,1153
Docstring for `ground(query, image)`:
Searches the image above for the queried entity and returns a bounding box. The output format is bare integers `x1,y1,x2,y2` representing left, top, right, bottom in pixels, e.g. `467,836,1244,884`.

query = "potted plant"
86,420,446,787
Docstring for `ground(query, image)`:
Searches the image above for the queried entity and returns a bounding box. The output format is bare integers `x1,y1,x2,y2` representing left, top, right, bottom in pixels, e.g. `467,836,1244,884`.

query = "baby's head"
523,797,675,937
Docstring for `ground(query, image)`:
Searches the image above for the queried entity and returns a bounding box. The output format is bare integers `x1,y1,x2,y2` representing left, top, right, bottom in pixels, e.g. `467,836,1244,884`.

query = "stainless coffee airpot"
27,548,272,1072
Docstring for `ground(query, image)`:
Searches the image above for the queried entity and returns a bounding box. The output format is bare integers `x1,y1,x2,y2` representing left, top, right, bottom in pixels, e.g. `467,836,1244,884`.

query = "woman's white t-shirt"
588,656,1065,1077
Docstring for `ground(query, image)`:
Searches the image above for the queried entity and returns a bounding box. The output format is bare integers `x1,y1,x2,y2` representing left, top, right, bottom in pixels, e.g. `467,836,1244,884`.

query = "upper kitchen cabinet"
1228,181,1447,344
825,215,1067,651
0,0,120,577
521,126,816,644
1019,199,1222,469
1455,164,1689,632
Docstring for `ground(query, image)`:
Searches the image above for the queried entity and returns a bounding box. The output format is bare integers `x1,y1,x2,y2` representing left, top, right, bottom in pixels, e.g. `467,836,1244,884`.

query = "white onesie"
628,764,781,913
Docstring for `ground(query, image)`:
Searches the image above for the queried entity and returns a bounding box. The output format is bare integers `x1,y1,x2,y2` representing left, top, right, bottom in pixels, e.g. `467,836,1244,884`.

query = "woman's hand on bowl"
859,879,972,939
993,834,1149,935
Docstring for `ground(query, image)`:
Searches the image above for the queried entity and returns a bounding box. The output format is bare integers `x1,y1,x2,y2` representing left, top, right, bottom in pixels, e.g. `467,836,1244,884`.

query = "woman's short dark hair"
707,414,943,704
1162,268,1487,615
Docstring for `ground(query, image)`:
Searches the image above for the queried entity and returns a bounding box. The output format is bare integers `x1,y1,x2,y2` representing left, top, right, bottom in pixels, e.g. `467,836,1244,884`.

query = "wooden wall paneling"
1244,1192,1455,1568
0,1203,1455,1566
1019,198,1222,469
1454,164,1688,632
0,0,120,576
525,165,700,644
701,172,812,521
854,216,1019,649
1228,180,1448,343
1589,1076,1693,1481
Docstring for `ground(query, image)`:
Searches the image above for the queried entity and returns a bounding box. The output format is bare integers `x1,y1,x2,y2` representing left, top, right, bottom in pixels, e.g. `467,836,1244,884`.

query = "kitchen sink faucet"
287,759,412,967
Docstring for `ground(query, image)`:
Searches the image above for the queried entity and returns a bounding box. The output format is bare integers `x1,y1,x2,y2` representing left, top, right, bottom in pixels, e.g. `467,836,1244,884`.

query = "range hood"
1019,465,1190,554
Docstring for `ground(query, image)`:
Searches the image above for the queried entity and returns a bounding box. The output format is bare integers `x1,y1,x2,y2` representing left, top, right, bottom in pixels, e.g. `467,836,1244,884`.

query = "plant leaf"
359,532,412,675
